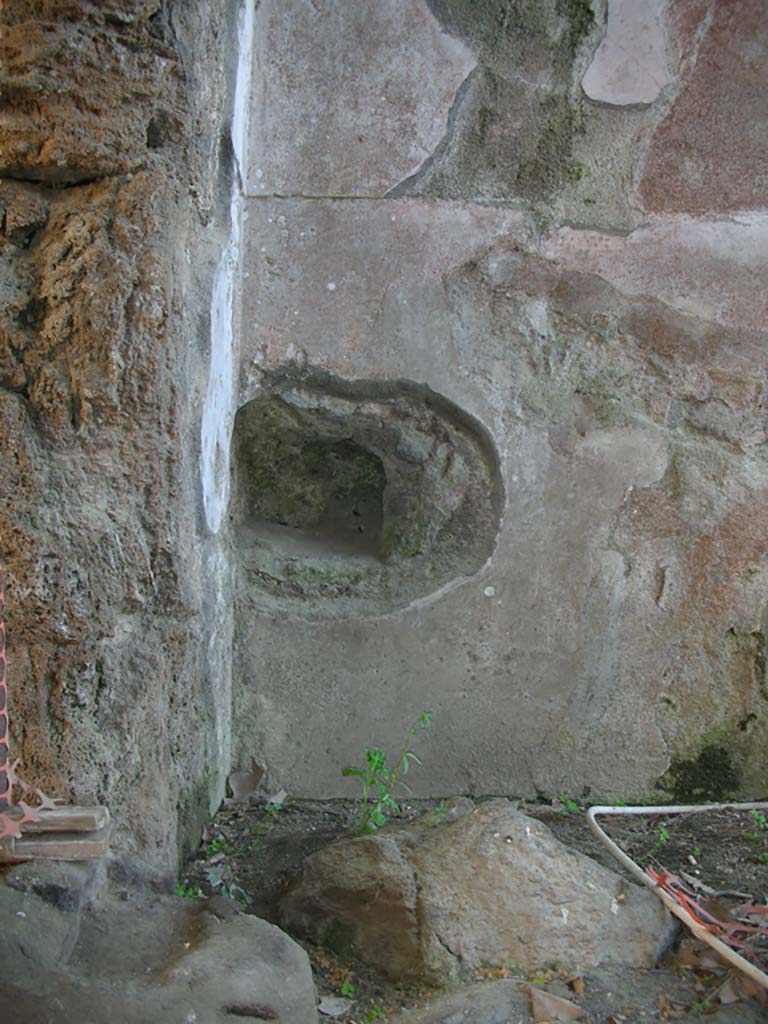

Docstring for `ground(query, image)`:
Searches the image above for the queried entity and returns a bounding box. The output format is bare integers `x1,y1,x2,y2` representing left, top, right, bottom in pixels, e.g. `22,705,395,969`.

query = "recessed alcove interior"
229,373,503,618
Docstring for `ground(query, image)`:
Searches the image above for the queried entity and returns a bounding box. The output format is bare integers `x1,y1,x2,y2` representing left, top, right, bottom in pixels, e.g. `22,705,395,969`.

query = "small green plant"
251,800,282,851
690,996,712,1016
430,799,448,827
365,1007,385,1022
642,824,670,862
206,862,252,907
175,883,203,899
557,796,582,816
750,809,768,862
342,711,432,833
339,977,355,999
207,836,229,856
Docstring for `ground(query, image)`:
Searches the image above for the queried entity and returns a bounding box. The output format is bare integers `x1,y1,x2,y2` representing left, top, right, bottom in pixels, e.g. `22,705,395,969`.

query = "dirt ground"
176,796,768,1022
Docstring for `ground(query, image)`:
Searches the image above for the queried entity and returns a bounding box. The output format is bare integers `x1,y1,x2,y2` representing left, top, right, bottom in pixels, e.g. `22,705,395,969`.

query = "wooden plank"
20,806,110,834
0,823,111,863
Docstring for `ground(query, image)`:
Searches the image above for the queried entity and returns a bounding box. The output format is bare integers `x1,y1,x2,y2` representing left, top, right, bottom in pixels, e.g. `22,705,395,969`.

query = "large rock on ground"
7,856,106,912
390,980,531,1024
8,891,319,1024
0,883,81,971
279,801,671,984
164,913,318,1024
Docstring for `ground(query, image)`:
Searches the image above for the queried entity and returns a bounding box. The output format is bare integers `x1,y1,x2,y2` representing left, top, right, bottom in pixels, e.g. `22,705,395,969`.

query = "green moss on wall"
661,744,740,802
515,94,584,200
555,0,595,59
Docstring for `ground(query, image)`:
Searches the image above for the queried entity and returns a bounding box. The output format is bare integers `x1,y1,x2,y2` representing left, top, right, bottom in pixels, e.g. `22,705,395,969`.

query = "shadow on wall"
230,371,503,618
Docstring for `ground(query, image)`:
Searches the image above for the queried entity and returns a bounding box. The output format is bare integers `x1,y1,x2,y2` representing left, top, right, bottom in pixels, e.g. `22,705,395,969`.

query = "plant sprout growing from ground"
342,711,432,833
251,799,282,851
206,861,252,907
642,824,670,862
430,799,448,826
750,809,768,863
175,883,203,899
557,796,582,816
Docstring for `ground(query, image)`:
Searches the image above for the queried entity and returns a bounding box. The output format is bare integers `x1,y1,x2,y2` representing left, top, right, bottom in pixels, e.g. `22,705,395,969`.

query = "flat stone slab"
245,0,475,197
582,0,672,105
391,979,531,1024
0,883,81,971
542,216,768,333
7,859,106,912
240,197,530,420
164,912,318,1024
639,0,768,213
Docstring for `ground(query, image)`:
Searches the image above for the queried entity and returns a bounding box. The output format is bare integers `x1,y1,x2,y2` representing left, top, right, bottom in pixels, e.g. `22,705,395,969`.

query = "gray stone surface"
164,913,318,1024
279,801,671,984
4,0,768,882
393,0,605,207
245,0,475,197
6,888,319,1024
390,972,768,1024
0,0,240,873
582,0,672,106
239,198,530,417
391,980,530,1024
0,883,81,970
231,377,503,617
234,197,768,804
7,859,106,912
541,216,768,333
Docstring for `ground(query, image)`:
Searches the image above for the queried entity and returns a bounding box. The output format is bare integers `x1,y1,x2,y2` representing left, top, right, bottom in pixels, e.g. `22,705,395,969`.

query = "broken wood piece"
19,805,109,834
0,823,111,863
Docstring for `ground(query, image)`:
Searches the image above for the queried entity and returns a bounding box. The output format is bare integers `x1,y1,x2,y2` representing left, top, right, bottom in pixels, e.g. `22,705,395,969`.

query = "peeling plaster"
201,0,254,534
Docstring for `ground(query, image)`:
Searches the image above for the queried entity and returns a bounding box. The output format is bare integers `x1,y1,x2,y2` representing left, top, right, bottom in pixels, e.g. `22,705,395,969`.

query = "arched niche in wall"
230,371,503,618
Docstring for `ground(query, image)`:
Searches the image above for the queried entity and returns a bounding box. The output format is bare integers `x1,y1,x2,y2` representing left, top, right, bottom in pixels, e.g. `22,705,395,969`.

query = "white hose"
587,802,768,991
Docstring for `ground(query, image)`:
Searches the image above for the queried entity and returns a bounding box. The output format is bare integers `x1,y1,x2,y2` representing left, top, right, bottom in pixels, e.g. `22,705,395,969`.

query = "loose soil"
177,796,768,1022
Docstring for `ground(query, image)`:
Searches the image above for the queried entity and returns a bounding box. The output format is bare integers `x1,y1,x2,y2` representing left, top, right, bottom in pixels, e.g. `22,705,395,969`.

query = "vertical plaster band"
201,0,255,534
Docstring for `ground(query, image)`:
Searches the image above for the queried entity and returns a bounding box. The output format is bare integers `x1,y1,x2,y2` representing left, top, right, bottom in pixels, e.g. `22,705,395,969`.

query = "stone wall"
2,0,767,871
0,0,240,873
232,0,768,804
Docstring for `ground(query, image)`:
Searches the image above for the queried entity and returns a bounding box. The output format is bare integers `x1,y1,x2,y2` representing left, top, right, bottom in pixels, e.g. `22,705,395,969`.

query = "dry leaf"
318,996,354,1018
528,986,585,1022
227,760,264,800
716,977,741,1005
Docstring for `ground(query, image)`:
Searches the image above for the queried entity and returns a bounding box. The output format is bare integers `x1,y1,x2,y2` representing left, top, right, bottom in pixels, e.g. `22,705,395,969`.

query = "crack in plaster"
386,66,479,199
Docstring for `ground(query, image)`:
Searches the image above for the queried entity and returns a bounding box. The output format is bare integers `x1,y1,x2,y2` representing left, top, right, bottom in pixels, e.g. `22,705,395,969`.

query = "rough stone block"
245,0,475,197
279,801,672,983
0,883,81,970
7,859,107,912
582,0,672,105
639,0,768,213
165,913,318,1024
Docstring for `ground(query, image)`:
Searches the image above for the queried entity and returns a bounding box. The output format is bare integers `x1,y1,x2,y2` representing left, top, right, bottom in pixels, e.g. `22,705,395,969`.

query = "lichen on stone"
660,745,740,802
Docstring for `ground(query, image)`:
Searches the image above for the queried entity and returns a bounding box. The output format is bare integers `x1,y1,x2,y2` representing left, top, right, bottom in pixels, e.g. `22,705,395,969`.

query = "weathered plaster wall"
3,0,766,870
0,0,241,872
233,0,768,803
